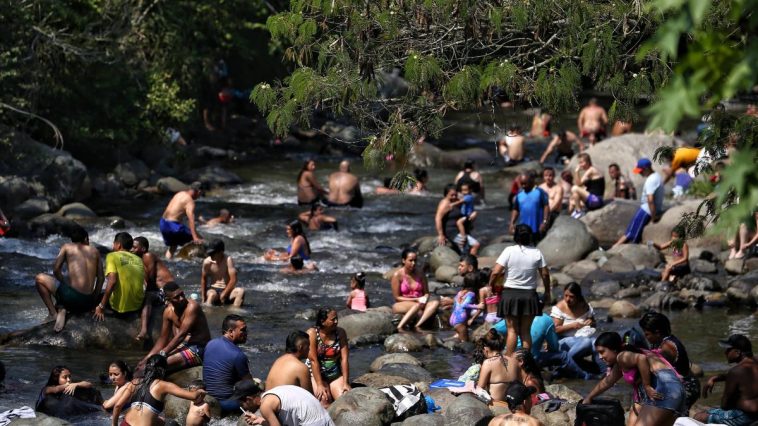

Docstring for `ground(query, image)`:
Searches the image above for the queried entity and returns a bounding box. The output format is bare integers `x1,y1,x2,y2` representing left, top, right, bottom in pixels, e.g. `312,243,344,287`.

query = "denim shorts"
638,369,686,415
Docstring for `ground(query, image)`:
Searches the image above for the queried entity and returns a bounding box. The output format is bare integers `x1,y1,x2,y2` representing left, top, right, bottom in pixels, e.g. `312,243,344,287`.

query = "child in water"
449,272,480,342
653,225,690,282
346,271,369,312
185,380,211,426
455,183,480,254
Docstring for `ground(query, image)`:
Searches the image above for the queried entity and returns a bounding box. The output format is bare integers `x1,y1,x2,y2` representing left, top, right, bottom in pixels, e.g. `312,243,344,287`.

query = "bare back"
328,171,359,205
265,354,311,392
489,413,543,426
728,357,758,414
578,105,608,133
297,171,320,203
479,355,520,402
60,243,101,294
162,191,194,222
505,135,525,161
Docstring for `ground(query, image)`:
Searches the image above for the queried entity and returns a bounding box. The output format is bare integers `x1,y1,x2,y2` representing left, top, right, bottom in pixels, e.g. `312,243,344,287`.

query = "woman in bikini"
264,220,317,271
297,160,327,205
477,329,521,406
391,248,441,331
584,332,686,426
306,308,350,407
298,204,338,231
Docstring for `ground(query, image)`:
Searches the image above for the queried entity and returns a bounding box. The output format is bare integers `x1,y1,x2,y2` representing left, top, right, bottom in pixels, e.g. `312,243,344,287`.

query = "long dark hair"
134,355,167,405
639,312,672,337
45,366,69,387
480,328,505,352
564,282,587,306
515,349,544,391
109,360,133,382
315,307,335,328
288,220,311,255
594,332,623,353
296,160,314,183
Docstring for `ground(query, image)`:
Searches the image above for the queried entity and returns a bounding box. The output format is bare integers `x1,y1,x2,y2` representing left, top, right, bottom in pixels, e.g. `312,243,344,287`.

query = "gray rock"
434,265,458,283
607,244,663,269
401,414,446,425
28,213,80,238
562,260,599,281
177,242,206,260
352,372,412,388
156,176,189,194
57,202,96,218
682,276,721,291
0,175,34,211
444,394,492,426
340,311,395,345
591,281,621,298
166,366,203,388
608,300,641,318
545,384,583,402
182,166,242,186
580,200,640,246
370,353,424,372
642,291,688,310
12,413,71,425
384,334,425,353
377,363,433,383
600,256,636,273
479,243,511,258
725,259,746,275
538,216,597,268
692,259,718,274
643,200,723,250
113,159,150,187
550,272,576,286
616,287,643,298
14,197,51,218
428,246,460,272
410,142,492,170
328,387,395,426
531,400,578,426
194,145,230,159
414,236,447,256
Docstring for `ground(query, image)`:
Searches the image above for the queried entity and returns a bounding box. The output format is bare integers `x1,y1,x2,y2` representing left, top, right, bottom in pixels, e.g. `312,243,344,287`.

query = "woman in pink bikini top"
391,249,440,332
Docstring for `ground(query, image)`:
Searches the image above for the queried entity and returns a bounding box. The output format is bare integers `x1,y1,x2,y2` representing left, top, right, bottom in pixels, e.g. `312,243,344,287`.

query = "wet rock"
549,272,574,287
616,287,643,298
194,145,231,159
377,363,433,383
428,246,460,272
0,175,34,211
607,244,662,269
414,236,446,256
434,265,458,283
478,256,496,269
497,161,542,179
57,202,96,219
426,388,458,415
352,372,412,388
538,216,597,268
443,393,492,426
608,300,641,318
642,200,722,250
370,353,423,372
704,292,727,306
167,366,202,388
92,173,124,197
600,256,636,273
591,281,621,298
562,260,599,281
113,159,150,187
479,243,511,258
295,308,317,321
177,242,206,260
28,213,80,238
328,387,395,426
320,121,365,145
14,197,51,219
422,333,443,349
156,177,189,194
182,166,242,186
682,276,721,292
340,311,395,345
692,259,718,274
580,200,639,246
642,291,688,310
401,414,446,425
384,334,424,353
410,142,492,170
580,269,614,286
12,413,71,425
679,289,711,302
164,393,220,425
592,298,618,309
746,258,758,272
725,259,746,275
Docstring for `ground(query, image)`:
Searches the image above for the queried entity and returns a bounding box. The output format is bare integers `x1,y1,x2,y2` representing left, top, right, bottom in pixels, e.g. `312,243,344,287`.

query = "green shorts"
55,284,96,313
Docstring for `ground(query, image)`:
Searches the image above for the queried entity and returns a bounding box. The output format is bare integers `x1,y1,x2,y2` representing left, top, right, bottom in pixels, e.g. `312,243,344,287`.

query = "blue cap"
633,158,652,174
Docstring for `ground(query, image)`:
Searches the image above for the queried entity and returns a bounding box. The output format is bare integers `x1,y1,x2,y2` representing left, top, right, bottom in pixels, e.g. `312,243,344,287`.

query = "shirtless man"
539,167,563,226
265,331,313,393
694,334,758,426
497,126,525,166
488,382,543,426
35,226,103,332
132,236,175,341
435,184,463,248
160,181,203,259
298,204,338,231
201,239,244,307
539,130,584,165
607,163,636,200
138,281,211,371
326,160,363,208
577,98,608,146
202,209,234,227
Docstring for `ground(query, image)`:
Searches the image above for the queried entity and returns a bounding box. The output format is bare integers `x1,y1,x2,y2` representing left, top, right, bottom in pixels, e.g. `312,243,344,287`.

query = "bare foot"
54,309,67,333
165,249,173,259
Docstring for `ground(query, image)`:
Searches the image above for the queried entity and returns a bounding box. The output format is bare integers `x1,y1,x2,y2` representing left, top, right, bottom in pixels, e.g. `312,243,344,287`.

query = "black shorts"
498,288,539,318
670,263,691,278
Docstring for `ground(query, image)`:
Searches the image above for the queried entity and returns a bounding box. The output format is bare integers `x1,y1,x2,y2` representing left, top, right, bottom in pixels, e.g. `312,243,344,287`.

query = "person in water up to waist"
326,160,363,208
201,239,244,307
159,181,204,259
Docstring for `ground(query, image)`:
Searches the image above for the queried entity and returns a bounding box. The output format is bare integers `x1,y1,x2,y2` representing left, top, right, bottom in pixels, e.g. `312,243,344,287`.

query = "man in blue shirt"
203,314,252,415
510,173,550,238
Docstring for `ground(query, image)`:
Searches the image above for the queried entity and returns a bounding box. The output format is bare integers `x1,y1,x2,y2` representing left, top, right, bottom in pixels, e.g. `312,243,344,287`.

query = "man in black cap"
693,334,758,425
159,181,204,259
233,379,334,426
201,239,244,307
489,382,543,426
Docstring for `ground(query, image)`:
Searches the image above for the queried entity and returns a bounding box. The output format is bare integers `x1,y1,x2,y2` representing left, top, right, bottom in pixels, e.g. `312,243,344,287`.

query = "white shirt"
550,304,595,337
640,172,664,215
261,385,334,426
495,245,547,290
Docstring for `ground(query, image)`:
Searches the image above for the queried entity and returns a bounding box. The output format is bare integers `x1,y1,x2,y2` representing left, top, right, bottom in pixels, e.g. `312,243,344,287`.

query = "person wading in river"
159,182,204,259
326,160,363,208
35,226,103,332
201,239,244,307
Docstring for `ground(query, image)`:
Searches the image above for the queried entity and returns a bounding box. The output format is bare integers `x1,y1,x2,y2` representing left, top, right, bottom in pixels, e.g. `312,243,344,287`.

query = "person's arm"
185,200,202,243
721,368,741,409
631,352,663,401
539,267,551,304
338,328,351,392
161,304,200,355
219,257,237,302
143,254,157,288
62,380,92,395
307,328,331,402
45,384,68,395
298,211,310,223
551,307,580,335
583,363,622,403
157,380,205,402
140,309,173,364
539,195,550,233
477,360,491,390
52,247,67,285
435,201,447,245
659,340,679,367
200,261,208,303
702,373,728,398
299,363,314,394
346,290,354,309
109,382,135,426
94,272,118,321
551,186,564,212
653,239,671,251
577,110,585,134
308,173,326,195
646,194,656,220
488,263,505,291
259,396,282,426
509,207,519,234
540,136,559,164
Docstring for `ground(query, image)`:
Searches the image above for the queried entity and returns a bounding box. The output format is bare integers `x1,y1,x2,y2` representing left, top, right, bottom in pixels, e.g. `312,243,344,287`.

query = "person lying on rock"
265,331,313,393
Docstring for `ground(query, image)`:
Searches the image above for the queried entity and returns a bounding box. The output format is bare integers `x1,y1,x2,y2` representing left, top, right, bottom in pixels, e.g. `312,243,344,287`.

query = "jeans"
536,350,593,380
559,336,607,375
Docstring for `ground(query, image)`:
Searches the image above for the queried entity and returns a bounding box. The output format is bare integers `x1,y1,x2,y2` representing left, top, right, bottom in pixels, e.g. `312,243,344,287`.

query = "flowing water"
0,111,753,423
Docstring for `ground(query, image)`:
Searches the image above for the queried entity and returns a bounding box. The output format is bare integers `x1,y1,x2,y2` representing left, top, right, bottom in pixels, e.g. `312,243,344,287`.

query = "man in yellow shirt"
94,232,145,320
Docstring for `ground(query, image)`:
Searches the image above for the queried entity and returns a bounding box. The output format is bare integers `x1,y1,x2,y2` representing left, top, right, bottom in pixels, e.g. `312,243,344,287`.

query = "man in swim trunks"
577,98,608,146
132,236,175,341
139,281,211,372
160,181,203,259
326,160,363,208
201,239,244,307
538,167,563,228
35,226,103,332
694,334,758,426
539,130,584,165
497,126,525,166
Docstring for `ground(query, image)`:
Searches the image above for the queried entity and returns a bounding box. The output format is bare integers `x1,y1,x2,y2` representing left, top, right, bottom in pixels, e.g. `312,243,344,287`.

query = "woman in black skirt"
487,224,551,355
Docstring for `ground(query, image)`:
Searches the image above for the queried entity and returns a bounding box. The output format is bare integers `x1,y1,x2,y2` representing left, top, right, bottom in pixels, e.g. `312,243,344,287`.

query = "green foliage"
404,53,444,92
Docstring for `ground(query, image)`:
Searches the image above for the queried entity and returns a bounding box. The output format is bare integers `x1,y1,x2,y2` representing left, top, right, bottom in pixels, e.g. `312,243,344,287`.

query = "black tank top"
585,177,605,197
662,335,691,376
456,171,481,193
130,381,165,413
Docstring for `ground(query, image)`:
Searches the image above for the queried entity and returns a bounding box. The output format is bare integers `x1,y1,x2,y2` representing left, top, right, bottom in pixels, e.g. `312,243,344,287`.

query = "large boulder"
642,291,688,310
182,166,242,186
428,245,460,272
642,200,722,250
113,159,150,187
410,143,492,170
479,243,511,258
384,334,425,353
0,175,35,211
434,265,459,283
580,200,640,246
401,414,446,425
608,300,642,318
600,256,636,273
352,372,412,388
166,366,203,388
339,311,395,345
607,244,663,269
14,197,51,219
531,400,578,426
443,394,492,426
538,216,597,268
726,271,758,304
562,260,599,281
544,384,583,402
370,353,423,372
27,213,80,238
328,387,395,426
156,177,189,194
57,202,97,219
376,363,434,383
591,281,621,298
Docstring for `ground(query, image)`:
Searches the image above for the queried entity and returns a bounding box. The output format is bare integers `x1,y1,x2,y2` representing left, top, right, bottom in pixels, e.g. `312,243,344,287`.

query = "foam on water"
0,237,60,260
219,183,295,206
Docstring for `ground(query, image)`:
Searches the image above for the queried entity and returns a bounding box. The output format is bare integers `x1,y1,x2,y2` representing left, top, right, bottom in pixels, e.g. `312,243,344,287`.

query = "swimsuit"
484,293,502,323
286,242,310,261
129,382,165,416
456,172,481,194
621,350,685,415
399,273,424,298
349,289,367,311
159,218,193,247
54,284,96,313
172,342,205,367
449,290,477,327
584,177,605,210
307,328,342,382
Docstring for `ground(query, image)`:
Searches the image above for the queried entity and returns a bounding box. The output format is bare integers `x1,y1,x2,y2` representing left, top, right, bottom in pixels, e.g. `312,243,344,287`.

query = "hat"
229,379,263,400
718,334,753,353
633,158,652,174
190,181,203,192
504,382,537,408
207,239,225,256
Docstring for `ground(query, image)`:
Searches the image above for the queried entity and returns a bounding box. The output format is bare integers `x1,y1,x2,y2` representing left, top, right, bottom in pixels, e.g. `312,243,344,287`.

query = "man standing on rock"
131,236,174,341
612,158,664,248
511,173,550,239
326,160,363,208
160,181,203,259
138,281,211,371
693,334,758,425
577,98,608,146
35,226,103,332
538,167,563,228
203,315,252,415
94,232,145,323
201,239,244,307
